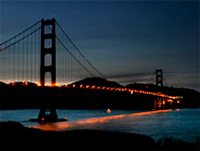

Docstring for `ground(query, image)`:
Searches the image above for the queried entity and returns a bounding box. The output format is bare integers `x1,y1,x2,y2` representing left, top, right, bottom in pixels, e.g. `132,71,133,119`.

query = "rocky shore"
0,122,199,151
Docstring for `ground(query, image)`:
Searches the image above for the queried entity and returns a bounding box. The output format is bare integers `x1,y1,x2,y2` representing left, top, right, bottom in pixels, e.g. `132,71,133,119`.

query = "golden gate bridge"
0,18,182,121
0,18,181,99
0,18,105,86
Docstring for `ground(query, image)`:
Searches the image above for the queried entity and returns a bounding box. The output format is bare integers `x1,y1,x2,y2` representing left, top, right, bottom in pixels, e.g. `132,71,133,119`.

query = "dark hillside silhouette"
0,78,199,110
70,77,124,88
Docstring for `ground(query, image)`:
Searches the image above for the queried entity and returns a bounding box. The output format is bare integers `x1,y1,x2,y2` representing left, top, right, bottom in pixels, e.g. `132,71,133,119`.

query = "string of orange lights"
6,81,183,100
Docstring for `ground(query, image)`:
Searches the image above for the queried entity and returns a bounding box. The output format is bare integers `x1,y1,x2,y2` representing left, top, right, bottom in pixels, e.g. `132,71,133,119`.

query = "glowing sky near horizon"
0,1,199,91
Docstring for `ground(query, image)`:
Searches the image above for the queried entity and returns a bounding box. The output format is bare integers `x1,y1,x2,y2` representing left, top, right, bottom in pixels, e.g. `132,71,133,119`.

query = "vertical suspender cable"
35,26,37,83
62,37,64,84
16,37,21,80
30,27,32,82
8,46,9,82
25,32,27,81
22,37,24,81
9,42,11,82
34,26,36,83
19,41,21,81
14,39,15,81
28,26,30,82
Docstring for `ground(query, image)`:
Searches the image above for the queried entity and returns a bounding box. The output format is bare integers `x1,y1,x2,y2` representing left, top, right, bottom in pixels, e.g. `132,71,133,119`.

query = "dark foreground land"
0,122,199,151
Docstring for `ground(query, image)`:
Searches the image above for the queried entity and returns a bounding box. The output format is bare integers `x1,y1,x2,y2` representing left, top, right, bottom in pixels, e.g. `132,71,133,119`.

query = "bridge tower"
156,69,163,87
39,18,58,123
40,18,56,86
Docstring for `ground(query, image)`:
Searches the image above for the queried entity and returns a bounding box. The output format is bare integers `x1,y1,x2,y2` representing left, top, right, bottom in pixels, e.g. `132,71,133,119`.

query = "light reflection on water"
30,109,171,131
0,108,200,143
0,109,140,126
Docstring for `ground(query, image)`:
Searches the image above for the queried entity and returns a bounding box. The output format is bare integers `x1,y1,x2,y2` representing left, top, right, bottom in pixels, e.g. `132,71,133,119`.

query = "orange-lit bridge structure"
0,18,182,113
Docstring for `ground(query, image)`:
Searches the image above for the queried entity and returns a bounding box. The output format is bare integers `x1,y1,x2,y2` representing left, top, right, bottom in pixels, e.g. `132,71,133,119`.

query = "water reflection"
30,109,172,131
0,108,198,142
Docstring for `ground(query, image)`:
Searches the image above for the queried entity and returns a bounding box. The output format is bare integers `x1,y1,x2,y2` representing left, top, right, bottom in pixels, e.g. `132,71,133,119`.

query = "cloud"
107,72,155,85
107,72,154,79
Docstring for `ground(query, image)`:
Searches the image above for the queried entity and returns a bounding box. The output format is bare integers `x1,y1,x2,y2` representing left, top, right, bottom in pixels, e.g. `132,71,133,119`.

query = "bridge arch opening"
45,54,52,66
44,25,53,34
44,39,52,49
44,72,52,86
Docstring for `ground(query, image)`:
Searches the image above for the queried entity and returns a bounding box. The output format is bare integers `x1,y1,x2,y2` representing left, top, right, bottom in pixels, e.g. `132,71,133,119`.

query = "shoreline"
0,122,199,150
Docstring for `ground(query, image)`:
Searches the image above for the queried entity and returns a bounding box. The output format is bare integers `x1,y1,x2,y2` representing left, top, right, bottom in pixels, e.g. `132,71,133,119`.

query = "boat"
105,108,112,113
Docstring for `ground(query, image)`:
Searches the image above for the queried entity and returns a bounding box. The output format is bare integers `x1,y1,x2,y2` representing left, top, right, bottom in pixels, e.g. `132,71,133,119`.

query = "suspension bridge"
0,18,106,86
0,18,182,115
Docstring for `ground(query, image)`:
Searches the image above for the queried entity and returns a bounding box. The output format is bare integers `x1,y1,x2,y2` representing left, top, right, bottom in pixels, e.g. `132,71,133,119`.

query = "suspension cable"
0,27,41,52
46,25,96,78
56,35,95,77
56,21,106,79
0,20,41,46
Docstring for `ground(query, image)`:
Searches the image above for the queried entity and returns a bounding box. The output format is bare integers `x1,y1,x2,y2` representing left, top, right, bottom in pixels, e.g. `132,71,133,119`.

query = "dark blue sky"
0,1,199,91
